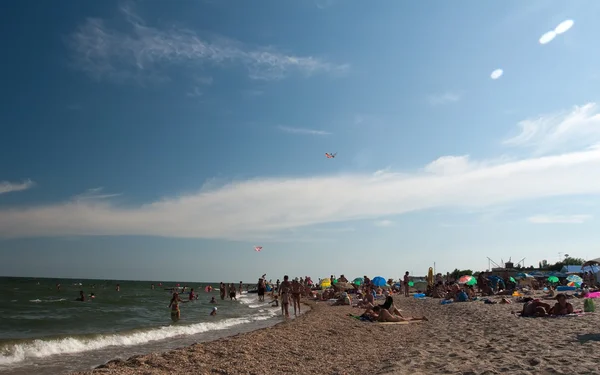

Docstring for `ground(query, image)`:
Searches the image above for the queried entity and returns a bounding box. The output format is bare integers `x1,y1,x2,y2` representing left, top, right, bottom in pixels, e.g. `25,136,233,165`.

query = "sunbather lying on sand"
549,294,574,316
368,306,428,323
379,296,403,317
521,300,551,317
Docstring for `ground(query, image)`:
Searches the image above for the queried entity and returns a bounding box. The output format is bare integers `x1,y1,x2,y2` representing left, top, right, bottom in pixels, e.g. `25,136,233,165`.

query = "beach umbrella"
352,277,363,285
547,276,559,283
566,275,583,284
371,276,387,287
567,281,579,287
458,275,477,285
320,278,331,288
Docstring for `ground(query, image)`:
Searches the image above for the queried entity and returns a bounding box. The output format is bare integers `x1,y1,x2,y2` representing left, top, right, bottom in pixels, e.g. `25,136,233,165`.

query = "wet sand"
73,296,600,375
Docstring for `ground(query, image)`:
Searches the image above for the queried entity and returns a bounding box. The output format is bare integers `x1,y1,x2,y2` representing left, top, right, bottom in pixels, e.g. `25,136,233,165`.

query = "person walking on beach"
403,272,410,297
291,278,303,316
280,275,292,317
239,281,243,295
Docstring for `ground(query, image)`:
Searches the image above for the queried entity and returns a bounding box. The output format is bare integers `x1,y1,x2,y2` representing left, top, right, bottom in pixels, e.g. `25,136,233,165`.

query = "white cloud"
3,104,600,240
0,180,34,195
490,69,503,80
67,4,347,83
74,187,121,202
428,92,461,106
503,103,600,154
539,31,557,45
186,87,203,98
539,19,574,45
374,220,394,227
539,20,575,44
528,214,592,224
555,19,574,34
277,125,331,136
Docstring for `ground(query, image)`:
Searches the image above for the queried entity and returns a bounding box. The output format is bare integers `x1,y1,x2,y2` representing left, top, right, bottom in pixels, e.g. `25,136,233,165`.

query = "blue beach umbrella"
566,275,583,284
371,276,387,287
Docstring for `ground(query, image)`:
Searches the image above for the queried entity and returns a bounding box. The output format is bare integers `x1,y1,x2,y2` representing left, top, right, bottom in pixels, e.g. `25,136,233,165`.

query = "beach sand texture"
73,297,600,375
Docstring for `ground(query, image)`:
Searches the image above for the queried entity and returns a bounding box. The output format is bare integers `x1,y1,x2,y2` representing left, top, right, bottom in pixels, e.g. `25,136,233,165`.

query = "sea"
0,277,286,375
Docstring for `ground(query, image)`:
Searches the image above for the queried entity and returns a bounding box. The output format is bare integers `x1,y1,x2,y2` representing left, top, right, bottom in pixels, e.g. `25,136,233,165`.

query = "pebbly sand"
73,296,600,375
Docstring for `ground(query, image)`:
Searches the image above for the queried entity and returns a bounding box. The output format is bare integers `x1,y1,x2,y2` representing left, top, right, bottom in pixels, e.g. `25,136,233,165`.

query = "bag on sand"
584,298,595,313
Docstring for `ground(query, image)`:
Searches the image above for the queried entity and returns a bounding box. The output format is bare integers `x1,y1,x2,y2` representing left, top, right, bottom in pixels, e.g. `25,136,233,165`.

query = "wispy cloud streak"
528,214,592,224
504,103,600,154
428,92,461,106
0,180,34,195
277,125,331,136
67,5,347,83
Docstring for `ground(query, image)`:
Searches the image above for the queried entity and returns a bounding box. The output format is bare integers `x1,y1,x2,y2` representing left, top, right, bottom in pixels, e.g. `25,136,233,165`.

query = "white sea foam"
0,311,277,366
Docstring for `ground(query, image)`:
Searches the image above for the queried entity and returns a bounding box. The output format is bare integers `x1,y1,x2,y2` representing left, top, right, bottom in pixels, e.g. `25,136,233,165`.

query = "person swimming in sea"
210,297,217,304
168,292,189,322
75,291,86,302
210,307,217,316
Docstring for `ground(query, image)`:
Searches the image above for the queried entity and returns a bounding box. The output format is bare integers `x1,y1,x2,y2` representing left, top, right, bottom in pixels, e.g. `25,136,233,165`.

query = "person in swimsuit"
229,283,237,300
219,282,226,300
189,288,195,301
76,291,86,302
403,272,410,297
210,307,217,316
379,296,403,317
239,281,243,295
279,275,292,317
550,294,574,316
291,278,302,316
257,278,266,302
169,292,188,322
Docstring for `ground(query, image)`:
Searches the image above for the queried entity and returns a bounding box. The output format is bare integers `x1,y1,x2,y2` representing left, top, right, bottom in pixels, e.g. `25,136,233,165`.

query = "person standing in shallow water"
229,283,237,300
219,282,226,300
279,275,292,317
257,278,266,302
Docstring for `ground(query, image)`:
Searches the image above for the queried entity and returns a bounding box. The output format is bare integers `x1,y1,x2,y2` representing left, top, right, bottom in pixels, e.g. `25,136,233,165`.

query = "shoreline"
71,296,600,375
82,301,313,374
1,300,301,375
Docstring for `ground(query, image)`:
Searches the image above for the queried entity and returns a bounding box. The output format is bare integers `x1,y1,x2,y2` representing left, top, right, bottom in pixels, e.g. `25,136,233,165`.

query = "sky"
2,0,600,282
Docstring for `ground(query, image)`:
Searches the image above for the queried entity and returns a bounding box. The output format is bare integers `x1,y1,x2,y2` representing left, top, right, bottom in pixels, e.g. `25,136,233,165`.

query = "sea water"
0,277,284,374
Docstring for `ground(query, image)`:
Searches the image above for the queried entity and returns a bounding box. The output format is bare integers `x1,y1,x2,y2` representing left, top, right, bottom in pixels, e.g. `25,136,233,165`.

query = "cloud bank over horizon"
2,103,600,240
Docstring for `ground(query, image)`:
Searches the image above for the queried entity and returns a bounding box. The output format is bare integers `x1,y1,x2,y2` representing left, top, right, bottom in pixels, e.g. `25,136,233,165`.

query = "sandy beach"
72,296,600,375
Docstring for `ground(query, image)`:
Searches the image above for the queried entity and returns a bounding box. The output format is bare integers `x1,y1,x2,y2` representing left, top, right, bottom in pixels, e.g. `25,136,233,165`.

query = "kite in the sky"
254,246,263,252
325,152,337,159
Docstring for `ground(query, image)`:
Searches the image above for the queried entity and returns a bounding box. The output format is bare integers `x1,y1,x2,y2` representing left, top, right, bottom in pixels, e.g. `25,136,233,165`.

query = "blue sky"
2,0,600,282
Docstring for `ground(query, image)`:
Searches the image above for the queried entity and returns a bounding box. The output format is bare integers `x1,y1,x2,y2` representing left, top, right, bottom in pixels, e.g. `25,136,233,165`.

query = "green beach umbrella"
548,276,559,283
352,277,363,285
